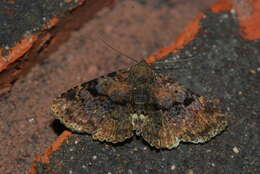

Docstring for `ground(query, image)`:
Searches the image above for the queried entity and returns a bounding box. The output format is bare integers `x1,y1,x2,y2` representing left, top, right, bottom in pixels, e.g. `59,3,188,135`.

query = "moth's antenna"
96,35,139,63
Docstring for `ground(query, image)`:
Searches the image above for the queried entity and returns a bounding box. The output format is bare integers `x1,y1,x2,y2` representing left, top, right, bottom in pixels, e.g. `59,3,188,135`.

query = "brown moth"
51,60,227,149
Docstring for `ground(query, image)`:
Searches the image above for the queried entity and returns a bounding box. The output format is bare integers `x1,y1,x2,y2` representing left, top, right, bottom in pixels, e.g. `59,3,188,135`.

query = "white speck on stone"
74,140,79,144
107,172,112,174
25,30,31,35
226,107,230,111
206,149,212,153
238,91,243,95
82,164,87,169
143,146,147,150
133,147,138,152
233,146,240,154
211,163,215,167
172,57,177,61
128,169,133,174
230,9,236,14
257,67,260,71
28,118,34,123
92,155,97,160
170,164,176,170
69,170,73,174
43,17,46,21
69,148,74,152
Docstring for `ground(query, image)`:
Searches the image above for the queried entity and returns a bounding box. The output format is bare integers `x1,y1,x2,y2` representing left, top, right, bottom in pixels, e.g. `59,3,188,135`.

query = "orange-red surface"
29,131,73,174
146,0,260,63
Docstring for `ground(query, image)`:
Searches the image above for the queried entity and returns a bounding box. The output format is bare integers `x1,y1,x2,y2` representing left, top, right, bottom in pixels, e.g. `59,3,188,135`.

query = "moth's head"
128,60,155,84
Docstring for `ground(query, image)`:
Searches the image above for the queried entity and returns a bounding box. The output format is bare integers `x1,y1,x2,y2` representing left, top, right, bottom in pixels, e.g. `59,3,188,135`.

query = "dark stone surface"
0,0,78,49
35,9,259,174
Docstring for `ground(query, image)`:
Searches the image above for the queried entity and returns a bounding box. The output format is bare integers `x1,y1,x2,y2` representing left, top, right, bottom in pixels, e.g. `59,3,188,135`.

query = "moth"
51,60,227,149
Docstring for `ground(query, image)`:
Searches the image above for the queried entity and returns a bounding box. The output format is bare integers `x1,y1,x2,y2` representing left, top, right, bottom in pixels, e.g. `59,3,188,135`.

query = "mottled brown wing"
151,75,188,109
141,75,227,149
141,96,227,149
51,71,134,143
92,106,133,143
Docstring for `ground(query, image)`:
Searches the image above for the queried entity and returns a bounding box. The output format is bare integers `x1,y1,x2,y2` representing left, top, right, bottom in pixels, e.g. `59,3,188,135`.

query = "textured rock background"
30,1,260,173
0,0,218,173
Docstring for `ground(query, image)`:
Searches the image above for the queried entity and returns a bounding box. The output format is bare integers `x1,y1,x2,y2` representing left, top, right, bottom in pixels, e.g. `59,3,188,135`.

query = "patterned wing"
51,71,134,143
141,75,227,149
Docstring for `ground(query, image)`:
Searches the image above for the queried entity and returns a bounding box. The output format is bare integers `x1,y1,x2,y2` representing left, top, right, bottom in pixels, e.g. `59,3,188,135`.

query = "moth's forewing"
51,71,134,143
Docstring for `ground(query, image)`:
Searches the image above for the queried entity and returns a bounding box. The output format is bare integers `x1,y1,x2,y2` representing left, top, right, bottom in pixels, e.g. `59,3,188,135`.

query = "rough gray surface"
35,9,259,174
0,0,78,49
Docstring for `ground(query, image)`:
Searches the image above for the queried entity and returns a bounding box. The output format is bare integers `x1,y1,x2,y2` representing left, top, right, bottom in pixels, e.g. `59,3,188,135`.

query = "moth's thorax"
128,61,156,106
128,61,155,85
